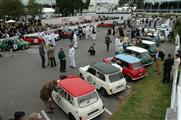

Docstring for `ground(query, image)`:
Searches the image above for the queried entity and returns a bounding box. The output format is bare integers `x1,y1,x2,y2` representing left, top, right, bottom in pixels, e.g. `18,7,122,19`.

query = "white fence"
166,34,181,120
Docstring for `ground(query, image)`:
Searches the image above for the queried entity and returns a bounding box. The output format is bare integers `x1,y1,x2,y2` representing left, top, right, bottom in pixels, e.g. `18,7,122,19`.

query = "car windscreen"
133,62,142,70
77,91,98,108
109,72,123,82
140,52,151,59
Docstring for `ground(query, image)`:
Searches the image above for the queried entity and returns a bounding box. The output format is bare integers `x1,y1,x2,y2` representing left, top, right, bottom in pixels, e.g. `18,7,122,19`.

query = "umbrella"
6,20,16,23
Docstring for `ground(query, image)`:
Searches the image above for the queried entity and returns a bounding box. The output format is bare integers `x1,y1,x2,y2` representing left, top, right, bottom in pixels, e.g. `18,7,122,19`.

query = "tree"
0,0,25,18
56,0,90,16
26,0,42,16
118,0,128,6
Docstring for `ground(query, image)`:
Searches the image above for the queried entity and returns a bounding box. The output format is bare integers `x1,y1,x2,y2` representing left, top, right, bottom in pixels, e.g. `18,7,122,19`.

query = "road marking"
41,110,51,120
104,108,112,115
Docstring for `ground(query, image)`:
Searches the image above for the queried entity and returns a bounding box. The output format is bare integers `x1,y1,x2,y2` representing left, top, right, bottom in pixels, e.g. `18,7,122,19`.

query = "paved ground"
0,27,175,120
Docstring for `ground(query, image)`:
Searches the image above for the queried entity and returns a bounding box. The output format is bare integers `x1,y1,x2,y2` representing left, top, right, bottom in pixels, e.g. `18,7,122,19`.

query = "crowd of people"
3,14,180,119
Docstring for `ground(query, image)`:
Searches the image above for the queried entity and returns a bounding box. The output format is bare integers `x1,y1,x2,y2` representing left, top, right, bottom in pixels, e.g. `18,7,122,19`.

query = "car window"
77,91,98,108
133,62,142,70
87,67,96,75
97,71,106,81
122,61,129,68
109,72,123,82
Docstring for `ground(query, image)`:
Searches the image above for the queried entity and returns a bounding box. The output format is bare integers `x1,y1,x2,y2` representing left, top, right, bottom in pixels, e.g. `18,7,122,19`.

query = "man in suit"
163,54,174,83
38,43,46,68
155,47,165,74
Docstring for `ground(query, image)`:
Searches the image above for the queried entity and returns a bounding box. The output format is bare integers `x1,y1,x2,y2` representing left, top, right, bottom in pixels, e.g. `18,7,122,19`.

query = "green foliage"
174,18,181,37
26,0,42,16
0,0,25,18
56,0,90,16
118,0,128,6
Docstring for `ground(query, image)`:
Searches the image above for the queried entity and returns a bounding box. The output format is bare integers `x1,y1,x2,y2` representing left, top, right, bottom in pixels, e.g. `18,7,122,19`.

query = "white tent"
42,8,55,13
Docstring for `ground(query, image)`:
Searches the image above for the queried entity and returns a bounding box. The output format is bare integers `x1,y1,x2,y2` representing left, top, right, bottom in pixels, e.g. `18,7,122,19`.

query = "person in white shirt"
73,32,78,48
115,37,120,51
68,45,76,68
50,32,56,46
91,26,96,41
165,29,170,41
85,26,89,39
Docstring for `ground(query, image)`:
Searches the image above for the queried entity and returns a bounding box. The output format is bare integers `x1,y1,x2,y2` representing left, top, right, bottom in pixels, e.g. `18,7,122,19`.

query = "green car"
116,46,153,67
0,36,29,51
140,40,157,57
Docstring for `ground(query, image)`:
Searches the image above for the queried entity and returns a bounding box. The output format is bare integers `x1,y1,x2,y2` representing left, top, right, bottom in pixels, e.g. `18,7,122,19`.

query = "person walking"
8,39,13,56
163,54,174,83
73,32,78,49
48,44,56,67
91,26,96,41
38,43,46,68
155,48,165,74
105,34,111,52
40,80,57,114
88,43,96,56
172,53,181,73
68,45,76,68
58,48,66,72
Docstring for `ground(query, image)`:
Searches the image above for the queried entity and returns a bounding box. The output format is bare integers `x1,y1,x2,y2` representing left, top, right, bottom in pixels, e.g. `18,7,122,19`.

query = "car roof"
142,40,155,45
90,62,120,74
58,76,95,97
126,46,148,53
115,54,140,63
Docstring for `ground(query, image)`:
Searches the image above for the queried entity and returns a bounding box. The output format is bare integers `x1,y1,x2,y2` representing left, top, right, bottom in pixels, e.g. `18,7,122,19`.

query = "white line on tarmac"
104,108,112,115
41,110,51,120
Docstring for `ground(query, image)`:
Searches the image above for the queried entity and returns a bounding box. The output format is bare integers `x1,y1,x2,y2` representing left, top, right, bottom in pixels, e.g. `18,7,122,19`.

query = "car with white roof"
79,62,126,96
140,40,157,57
123,46,153,67
52,76,104,120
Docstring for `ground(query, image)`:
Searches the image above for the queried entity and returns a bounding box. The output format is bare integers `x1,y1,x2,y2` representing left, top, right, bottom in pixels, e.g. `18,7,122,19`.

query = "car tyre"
22,46,26,50
100,88,108,96
125,75,132,82
68,113,76,120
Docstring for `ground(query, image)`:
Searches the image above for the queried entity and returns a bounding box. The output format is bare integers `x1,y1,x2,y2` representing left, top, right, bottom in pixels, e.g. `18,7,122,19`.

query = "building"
21,0,56,5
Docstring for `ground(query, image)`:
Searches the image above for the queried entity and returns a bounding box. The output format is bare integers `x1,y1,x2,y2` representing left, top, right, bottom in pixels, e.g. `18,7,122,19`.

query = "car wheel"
22,46,25,50
100,88,108,96
79,73,84,79
125,75,132,82
68,113,76,120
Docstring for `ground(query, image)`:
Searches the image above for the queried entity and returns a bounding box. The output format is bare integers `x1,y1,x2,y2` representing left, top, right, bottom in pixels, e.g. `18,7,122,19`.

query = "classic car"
79,62,126,96
52,76,104,120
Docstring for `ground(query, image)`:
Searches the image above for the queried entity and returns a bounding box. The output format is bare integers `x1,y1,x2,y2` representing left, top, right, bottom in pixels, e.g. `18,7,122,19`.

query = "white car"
147,29,166,42
52,76,104,120
79,62,126,96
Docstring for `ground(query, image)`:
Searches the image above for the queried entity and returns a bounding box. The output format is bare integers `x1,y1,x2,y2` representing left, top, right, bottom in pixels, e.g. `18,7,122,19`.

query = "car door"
95,71,107,90
85,67,97,87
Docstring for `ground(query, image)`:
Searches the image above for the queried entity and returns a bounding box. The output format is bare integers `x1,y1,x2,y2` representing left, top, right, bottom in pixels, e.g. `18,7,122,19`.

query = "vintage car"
141,40,157,57
52,76,104,120
147,29,166,42
21,33,44,44
79,62,126,96
103,54,147,81
117,46,153,67
97,22,113,28
0,36,29,51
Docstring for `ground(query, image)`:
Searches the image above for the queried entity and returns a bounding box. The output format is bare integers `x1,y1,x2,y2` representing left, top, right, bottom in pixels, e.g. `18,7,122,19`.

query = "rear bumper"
132,73,147,80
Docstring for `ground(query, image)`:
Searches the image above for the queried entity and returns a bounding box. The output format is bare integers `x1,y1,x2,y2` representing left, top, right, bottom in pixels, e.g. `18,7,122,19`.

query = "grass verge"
110,64,171,120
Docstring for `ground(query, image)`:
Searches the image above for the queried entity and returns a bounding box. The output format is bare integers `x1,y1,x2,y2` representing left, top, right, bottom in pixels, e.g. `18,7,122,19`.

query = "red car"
97,22,113,28
103,54,147,81
21,33,44,44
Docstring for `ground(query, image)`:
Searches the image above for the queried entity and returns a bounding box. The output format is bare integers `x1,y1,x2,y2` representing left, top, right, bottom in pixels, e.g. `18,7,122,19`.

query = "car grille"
88,109,99,116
